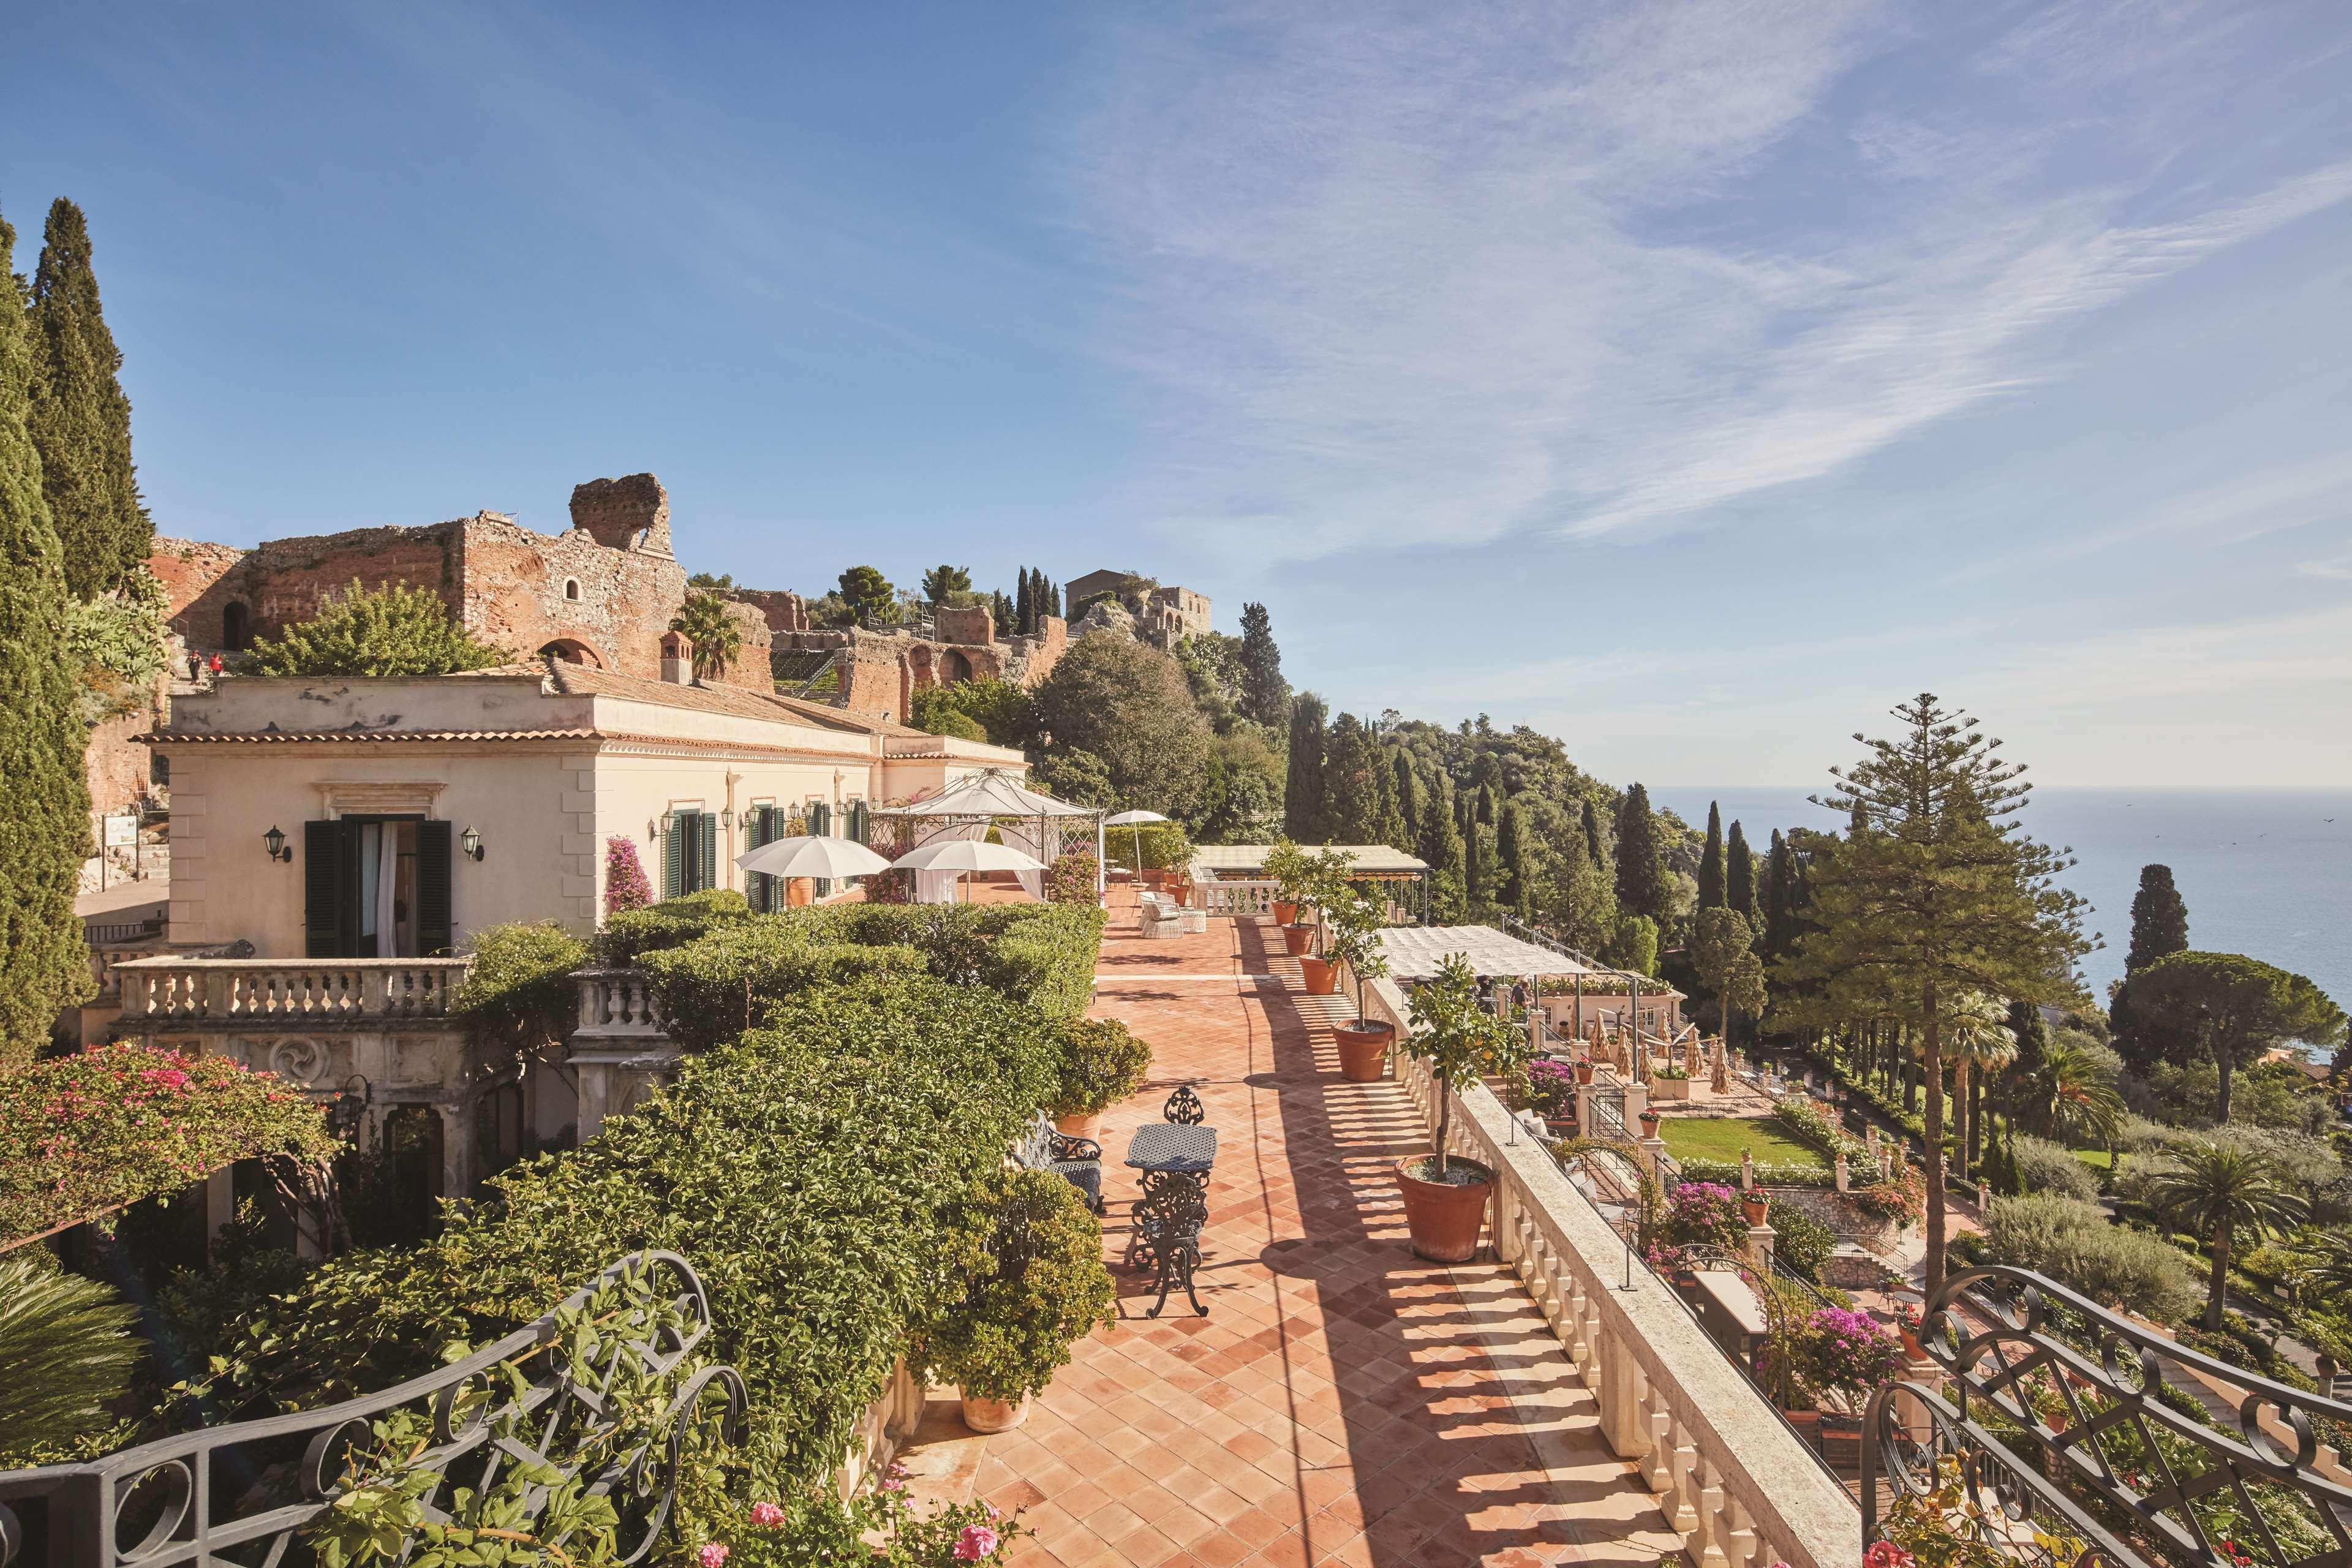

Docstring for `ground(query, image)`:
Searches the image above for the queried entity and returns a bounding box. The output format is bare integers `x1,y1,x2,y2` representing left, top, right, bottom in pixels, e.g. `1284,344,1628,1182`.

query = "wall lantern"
263,824,292,863
720,806,734,829
460,826,485,862
327,1074,372,1142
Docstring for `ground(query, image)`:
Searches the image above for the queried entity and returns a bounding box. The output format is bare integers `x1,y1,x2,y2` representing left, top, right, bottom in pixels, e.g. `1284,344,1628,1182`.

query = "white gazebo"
872,769,1106,903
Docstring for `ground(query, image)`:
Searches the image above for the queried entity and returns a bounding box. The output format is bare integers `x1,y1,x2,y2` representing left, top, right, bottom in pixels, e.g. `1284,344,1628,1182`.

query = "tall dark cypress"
1464,820,1486,911
1015,569,1034,635
0,205,97,1063
27,200,149,599
2125,865,2189,972
1391,750,1420,842
1612,783,1672,924
1284,692,1328,842
1237,602,1289,727
1495,797,1529,915
1697,802,1725,910
1581,797,1606,868
1043,578,1061,620
1725,819,1757,930
1763,829,1795,960
1477,783,1496,827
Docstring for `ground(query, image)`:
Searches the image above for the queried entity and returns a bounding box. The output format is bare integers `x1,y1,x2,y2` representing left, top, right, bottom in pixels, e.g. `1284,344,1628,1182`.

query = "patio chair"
1163,1083,1206,1125
1137,891,1183,938
1127,1168,1209,1318
1015,1109,1105,1215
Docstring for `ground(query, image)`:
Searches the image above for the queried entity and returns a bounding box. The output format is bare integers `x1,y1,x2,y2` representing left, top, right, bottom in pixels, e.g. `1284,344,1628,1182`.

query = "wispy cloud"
1060,2,2352,559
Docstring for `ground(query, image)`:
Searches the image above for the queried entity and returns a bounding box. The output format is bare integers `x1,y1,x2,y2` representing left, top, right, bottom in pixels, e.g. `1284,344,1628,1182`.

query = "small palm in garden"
2147,1142,2309,1331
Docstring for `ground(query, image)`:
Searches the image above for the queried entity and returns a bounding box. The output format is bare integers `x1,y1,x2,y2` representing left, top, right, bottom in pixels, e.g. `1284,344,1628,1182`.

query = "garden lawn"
1656,1115,1825,1170
2072,1147,2114,1171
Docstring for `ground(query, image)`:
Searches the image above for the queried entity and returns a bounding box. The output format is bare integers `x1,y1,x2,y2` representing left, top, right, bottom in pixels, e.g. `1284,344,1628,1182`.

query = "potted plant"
1742,1190,1770,1228
929,1169,1116,1434
1264,838,1311,929
1049,1017,1152,1140
1324,889,1393,1079
1392,954,1528,1262
1651,1060,1693,1101
1523,1058,1579,1135
1638,1106,1662,1139
1573,1056,1593,1085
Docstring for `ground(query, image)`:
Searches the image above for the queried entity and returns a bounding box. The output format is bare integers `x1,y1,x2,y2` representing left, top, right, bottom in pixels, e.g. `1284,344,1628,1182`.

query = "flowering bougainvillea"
0,1043,338,1246
1801,1305,1907,1400
1660,1182,1749,1251
604,835,654,915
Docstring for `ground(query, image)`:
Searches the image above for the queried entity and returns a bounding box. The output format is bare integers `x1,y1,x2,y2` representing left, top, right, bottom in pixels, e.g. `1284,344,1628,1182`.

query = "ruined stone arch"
538,638,603,668
222,600,254,652
941,647,973,684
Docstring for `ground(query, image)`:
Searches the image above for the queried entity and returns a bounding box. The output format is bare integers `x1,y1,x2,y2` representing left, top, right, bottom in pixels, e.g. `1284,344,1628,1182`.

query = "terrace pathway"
947,893,1682,1567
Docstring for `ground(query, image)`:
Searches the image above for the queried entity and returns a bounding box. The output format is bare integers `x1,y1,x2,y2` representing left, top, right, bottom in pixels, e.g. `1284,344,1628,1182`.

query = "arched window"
222,600,253,652
564,578,581,601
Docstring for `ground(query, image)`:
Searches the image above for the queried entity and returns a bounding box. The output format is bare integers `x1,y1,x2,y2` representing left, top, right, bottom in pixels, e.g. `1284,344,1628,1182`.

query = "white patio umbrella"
1102,809,1168,878
735,835,892,881
889,838,1047,903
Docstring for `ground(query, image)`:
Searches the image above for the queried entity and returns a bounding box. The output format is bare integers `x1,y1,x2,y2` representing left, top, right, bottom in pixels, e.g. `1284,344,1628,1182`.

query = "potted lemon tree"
1049,1017,1152,1140
930,1168,1116,1434
1294,848,1357,981
1394,954,1529,1262
1264,838,1311,929
1325,888,1394,1080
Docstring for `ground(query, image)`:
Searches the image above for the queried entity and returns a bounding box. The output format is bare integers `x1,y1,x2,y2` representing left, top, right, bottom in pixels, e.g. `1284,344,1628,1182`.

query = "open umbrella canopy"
889,839,1048,874
1102,809,1169,826
735,835,892,880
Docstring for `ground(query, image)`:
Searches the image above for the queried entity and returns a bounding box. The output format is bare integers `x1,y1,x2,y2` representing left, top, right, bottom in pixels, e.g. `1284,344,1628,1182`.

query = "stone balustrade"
571,967,670,1039
113,956,469,1022
1362,974,1861,1568
1193,878,1277,917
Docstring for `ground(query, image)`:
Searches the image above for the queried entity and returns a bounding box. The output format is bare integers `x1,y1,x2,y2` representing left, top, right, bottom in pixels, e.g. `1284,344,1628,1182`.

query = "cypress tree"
1016,569,1034,635
1698,801,1725,910
1477,782,1496,827
1284,692,1328,842
0,205,97,1064
1322,713,1379,841
1613,783,1672,924
1423,778,1468,923
1392,750,1420,843
28,200,149,599
1464,821,1487,912
1726,820,1757,931
1043,578,1061,620
1237,602,1289,728
1581,797,1606,868
1763,829,1796,961
2126,864,2189,973
1495,797,1529,916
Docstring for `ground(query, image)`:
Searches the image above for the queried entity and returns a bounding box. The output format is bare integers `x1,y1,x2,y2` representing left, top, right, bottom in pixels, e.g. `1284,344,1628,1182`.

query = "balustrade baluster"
1692,1457,1731,1568
1641,1379,1674,1492
1663,1412,1699,1531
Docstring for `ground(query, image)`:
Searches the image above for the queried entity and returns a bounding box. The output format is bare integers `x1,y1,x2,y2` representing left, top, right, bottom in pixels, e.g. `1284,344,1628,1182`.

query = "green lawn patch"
2072,1147,2114,1171
1657,1115,1825,1169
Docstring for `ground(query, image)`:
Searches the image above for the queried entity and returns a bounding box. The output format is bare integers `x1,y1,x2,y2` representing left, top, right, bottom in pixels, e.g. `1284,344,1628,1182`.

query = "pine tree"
1697,802,1725,910
1613,783,1672,924
1237,602,1289,728
0,205,96,1064
2126,865,2189,973
1726,820,1758,932
1284,693,1328,842
26,200,149,600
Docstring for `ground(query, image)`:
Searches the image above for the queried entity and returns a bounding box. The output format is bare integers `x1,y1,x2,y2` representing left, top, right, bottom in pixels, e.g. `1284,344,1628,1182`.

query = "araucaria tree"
1779,694,2092,1292
26,200,151,599
245,581,508,677
668,592,742,680
0,205,97,1063
1284,693,1328,842
1237,601,1289,728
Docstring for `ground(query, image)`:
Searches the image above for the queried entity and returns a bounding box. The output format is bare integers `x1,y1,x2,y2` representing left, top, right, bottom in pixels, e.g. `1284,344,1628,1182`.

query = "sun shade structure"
873,767,1106,902
1102,808,1169,874
1374,924,1602,981
889,837,1049,903
1191,843,1433,924
734,835,891,881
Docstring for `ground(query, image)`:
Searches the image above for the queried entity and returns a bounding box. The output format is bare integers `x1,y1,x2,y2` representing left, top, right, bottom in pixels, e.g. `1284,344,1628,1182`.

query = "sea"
1649,788,2352,1023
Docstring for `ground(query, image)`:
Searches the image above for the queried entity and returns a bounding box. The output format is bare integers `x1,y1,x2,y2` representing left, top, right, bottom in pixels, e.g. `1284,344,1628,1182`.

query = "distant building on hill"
1064,567,1211,649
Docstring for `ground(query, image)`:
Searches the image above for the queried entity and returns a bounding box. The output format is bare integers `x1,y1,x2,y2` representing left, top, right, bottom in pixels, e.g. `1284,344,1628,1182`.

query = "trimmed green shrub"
1981,1193,2202,1323
2010,1134,2101,1204
639,922,927,1049
184,974,1061,1511
1049,1018,1152,1120
456,922,589,1062
925,1167,1114,1403
1767,1200,1838,1282
594,888,755,965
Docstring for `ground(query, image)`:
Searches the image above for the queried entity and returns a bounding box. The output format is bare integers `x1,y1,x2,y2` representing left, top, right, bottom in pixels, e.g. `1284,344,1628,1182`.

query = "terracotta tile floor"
938,893,1683,1568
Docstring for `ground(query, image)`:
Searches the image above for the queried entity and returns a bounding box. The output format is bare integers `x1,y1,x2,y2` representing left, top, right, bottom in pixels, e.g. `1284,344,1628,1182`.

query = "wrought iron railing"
0,1252,744,1568
1864,1263,2352,1568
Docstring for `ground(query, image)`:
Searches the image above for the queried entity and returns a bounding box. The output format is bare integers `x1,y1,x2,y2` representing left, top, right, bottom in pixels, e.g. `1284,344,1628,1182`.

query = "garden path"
918,889,1684,1568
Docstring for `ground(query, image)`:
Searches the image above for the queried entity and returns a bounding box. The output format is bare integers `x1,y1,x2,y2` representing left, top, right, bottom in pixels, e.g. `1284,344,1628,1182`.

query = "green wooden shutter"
305,820,348,957
807,802,831,897
664,813,684,900
747,807,774,912
699,813,717,893
416,821,454,956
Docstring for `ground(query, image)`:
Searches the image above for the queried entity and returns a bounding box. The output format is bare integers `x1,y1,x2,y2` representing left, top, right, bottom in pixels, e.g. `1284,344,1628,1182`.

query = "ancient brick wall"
705,601,776,693
453,514,686,679
149,538,249,628
568,473,674,558
728,589,808,635
172,522,467,651
934,604,994,646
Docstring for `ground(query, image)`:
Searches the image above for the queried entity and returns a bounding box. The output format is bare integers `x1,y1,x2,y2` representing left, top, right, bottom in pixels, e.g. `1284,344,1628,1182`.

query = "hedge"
2,1044,339,1247
184,974,1061,1508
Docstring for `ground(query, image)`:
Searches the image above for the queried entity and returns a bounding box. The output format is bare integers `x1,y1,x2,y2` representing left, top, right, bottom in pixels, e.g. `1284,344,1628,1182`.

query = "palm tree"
2293,1230,2352,1308
668,592,742,682
0,1257,141,1457
2011,1034,2124,1150
2145,1142,2308,1331
1945,992,2015,1184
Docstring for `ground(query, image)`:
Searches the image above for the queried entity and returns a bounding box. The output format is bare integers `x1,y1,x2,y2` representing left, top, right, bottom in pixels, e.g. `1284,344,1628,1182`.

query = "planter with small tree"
1049,1017,1153,1141
1324,888,1394,1080
1393,954,1529,1262
1293,848,1358,989
1264,839,1311,930
929,1168,1117,1434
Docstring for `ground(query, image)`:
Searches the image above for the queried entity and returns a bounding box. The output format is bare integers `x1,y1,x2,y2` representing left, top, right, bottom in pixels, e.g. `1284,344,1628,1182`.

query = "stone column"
205,1167,235,1260
436,1102,469,1200
1744,1223,1776,1272
1598,1334,1649,1459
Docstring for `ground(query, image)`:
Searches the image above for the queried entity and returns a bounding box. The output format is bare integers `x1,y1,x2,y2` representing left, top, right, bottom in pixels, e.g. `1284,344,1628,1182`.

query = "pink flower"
881,1476,906,1492
1865,1544,1913,1568
952,1525,1000,1561
748,1502,784,1528
982,1502,999,1521
698,1544,729,1568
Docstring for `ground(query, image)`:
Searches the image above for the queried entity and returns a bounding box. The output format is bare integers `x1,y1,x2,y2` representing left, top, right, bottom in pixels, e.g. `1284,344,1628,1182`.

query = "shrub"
1771,1096,1864,1162
1044,849,1098,905
594,889,755,965
1678,1158,1836,1188
1523,1058,1578,1118
1981,1193,2203,1323
186,975,1063,1515
1768,1200,1838,1281
456,922,589,1063
924,1168,1115,1403
1049,1018,1152,1120
2010,1134,2101,1203
1102,821,1193,874
1796,1305,1905,1406
639,922,928,1049
1660,1182,1747,1251
243,579,507,676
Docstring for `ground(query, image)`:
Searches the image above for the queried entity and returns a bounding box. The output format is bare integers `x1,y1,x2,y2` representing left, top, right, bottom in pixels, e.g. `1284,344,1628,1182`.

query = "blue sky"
6,2,2350,786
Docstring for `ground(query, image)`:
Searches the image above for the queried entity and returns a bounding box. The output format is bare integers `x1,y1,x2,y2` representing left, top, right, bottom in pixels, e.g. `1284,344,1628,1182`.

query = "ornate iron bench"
1126,1168,1210,1317
1016,1109,1104,1215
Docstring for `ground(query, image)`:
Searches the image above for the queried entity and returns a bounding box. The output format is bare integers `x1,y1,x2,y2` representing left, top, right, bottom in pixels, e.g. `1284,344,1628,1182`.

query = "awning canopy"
1191,844,1430,877
1374,925,1600,981
875,768,1099,819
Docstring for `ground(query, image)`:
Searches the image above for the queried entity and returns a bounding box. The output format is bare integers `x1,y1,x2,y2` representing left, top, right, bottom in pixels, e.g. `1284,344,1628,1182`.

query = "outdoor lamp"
461,826,484,862
327,1075,372,1141
720,806,733,829
263,824,292,863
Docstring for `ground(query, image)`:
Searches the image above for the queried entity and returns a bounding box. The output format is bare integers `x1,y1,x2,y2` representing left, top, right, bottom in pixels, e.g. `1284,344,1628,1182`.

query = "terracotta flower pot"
1574,1063,1593,1085
1299,955,1337,995
1638,1111,1662,1138
1544,1116,1578,1138
1056,1110,1103,1141
1394,1156,1494,1263
1283,922,1315,957
1141,869,1167,890
1743,1196,1770,1227
1272,899,1299,926
1334,1020,1393,1081
960,1391,1031,1433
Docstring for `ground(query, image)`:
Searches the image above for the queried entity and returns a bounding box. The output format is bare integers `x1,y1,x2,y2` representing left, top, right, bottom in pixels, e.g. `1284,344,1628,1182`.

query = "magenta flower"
698,1544,729,1568
748,1502,785,1528
952,1525,1000,1561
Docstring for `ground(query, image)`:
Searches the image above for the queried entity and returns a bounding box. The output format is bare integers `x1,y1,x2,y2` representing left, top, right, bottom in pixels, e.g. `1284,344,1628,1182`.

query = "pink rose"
699,1544,729,1568
952,1525,1000,1561
748,1502,785,1528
